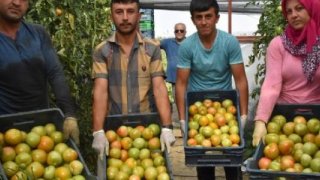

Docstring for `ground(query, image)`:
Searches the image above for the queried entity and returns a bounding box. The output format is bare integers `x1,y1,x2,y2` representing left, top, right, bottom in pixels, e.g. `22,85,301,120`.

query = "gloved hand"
240,115,247,130
180,120,185,138
63,117,80,145
252,120,267,147
92,130,109,159
160,128,176,153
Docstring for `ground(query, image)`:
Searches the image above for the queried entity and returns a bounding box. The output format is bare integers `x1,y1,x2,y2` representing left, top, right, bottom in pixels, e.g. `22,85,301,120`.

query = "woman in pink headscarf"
252,0,320,146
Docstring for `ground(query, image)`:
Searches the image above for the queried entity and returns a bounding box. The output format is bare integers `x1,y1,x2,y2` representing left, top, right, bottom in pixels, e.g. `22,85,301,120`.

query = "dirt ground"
169,103,250,180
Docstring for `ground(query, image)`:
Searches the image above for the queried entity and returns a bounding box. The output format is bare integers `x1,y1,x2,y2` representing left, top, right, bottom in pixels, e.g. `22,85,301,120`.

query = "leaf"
68,13,75,30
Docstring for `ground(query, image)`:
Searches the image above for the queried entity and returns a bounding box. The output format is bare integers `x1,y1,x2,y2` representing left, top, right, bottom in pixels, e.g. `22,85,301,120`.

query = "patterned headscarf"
281,0,320,82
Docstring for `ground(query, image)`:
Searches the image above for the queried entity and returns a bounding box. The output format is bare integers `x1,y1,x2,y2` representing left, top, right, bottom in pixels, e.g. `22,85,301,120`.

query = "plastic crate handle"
122,119,143,126
293,108,314,116
197,159,231,164
13,120,36,126
203,94,221,99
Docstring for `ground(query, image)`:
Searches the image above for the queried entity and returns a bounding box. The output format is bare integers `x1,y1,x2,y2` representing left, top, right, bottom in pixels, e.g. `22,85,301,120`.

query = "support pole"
228,0,232,34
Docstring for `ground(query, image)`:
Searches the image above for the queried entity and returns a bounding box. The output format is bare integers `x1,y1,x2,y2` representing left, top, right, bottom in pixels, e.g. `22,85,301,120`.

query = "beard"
0,11,25,24
115,23,138,35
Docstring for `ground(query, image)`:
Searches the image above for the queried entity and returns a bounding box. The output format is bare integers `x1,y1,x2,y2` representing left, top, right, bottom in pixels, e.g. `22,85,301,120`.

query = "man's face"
111,2,141,35
191,7,220,37
0,0,29,23
174,24,186,41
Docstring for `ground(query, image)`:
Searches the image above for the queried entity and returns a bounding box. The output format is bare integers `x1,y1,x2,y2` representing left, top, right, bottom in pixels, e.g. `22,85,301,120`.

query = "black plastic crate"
269,104,320,121
184,90,245,167
247,143,320,180
104,113,174,180
104,113,161,130
0,108,96,180
246,104,320,180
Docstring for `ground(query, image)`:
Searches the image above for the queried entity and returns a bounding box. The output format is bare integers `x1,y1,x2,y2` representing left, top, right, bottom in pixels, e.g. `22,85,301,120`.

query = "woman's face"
285,0,310,30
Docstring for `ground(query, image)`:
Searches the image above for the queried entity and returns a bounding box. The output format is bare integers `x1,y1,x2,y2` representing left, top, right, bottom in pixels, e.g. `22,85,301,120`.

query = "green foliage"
248,0,286,99
160,50,174,103
25,0,113,172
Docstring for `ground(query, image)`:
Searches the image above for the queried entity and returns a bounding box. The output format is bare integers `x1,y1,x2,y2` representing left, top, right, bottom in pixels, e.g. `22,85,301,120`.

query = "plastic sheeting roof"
140,0,263,13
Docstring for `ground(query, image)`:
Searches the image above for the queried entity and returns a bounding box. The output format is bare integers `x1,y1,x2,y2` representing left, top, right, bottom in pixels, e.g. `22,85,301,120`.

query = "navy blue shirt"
160,38,181,83
0,22,75,117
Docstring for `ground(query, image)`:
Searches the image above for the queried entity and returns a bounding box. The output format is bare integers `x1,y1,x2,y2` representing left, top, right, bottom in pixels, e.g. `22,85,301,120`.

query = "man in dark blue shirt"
160,23,186,85
0,0,79,144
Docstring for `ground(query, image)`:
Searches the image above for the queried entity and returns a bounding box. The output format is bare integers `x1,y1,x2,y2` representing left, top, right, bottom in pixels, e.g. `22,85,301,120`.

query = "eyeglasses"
175,29,185,33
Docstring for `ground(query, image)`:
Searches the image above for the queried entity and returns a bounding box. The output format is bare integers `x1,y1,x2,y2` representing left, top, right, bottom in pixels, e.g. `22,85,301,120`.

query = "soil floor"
169,103,250,180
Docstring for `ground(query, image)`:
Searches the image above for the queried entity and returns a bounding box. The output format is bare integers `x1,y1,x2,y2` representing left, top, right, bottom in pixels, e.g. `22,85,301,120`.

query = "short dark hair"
111,0,140,10
190,0,219,16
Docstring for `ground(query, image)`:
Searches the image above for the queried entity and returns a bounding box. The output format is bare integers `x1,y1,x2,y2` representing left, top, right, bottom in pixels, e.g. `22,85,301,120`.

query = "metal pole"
228,0,232,34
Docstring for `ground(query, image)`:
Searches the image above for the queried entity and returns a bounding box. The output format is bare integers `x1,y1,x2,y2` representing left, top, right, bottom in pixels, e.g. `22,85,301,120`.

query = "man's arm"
231,64,248,116
38,25,80,144
92,78,108,131
152,76,172,126
49,67,76,117
175,68,190,121
40,25,76,117
152,76,176,153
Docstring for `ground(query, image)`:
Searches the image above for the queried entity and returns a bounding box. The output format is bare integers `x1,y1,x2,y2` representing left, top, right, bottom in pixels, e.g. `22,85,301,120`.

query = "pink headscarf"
281,0,320,81
282,0,320,52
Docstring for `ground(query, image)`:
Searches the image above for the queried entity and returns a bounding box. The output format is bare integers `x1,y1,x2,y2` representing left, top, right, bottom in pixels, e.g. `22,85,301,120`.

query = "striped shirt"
92,32,165,115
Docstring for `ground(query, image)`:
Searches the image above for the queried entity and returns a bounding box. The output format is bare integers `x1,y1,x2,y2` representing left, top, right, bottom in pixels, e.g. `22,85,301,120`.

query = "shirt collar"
107,31,144,45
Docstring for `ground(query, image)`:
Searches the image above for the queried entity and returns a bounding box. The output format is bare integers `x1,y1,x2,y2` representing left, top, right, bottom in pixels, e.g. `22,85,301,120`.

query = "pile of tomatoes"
0,124,85,180
258,115,320,173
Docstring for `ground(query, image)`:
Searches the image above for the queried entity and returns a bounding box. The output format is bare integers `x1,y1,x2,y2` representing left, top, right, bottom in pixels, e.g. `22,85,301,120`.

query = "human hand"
252,120,267,147
160,128,176,153
180,120,185,138
240,115,247,130
63,117,80,145
92,130,109,159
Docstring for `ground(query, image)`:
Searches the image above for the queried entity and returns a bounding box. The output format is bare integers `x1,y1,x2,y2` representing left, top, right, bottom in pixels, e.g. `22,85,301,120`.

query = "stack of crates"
139,9,154,38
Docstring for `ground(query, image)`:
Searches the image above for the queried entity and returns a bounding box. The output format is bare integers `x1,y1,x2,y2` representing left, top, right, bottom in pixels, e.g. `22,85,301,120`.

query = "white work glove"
180,120,185,138
63,117,80,145
240,115,247,130
92,130,109,159
160,128,176,153
252,120,267,147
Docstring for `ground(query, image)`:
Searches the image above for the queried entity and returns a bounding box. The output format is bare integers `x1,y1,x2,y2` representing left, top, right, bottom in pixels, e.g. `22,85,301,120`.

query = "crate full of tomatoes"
246,105,320,180
103,113,173,180
184,90,245,167
0,108,96,180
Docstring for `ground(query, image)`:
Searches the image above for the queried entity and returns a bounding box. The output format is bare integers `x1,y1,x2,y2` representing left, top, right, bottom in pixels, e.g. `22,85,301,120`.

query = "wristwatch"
162,124,173,129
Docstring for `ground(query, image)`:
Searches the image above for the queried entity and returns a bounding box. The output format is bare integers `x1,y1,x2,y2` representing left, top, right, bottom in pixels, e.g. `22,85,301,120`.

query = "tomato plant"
247,0,286,98
25,0,113,171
